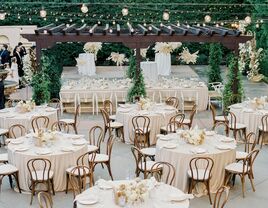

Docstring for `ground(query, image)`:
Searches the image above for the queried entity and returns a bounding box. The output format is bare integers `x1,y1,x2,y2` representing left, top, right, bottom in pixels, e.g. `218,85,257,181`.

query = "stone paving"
1,65,268,208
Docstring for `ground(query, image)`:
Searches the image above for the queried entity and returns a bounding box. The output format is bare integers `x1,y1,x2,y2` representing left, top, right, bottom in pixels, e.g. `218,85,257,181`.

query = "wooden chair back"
132,115,150,133
150,162,175,185
260,114,268,132
242,149,259,174
31,116,49,133
48,98,60,109
73,104,80,125
189,157,214,181
244,132,257,153
100,108,110,128
189,104,197,127
166,113,185,133
213,186,230,208
38,192,53,208
210,104,217,123
105,135,115,160
134,128,148,149
51,121,69,133
88,126,103,149
225,111,237,129
27,158,52,182
131,146,146,173
165,97,179,109
8,124,27,138
103,100,114,115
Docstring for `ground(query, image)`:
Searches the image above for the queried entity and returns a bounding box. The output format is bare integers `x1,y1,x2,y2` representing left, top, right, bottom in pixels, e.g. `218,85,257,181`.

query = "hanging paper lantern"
81,4,88,14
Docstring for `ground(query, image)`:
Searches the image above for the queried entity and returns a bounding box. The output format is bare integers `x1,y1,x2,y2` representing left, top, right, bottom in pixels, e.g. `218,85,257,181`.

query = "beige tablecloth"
116,104,177,144
156,133,236,194
141,61,158,82
0,106,58,131
7,133,88,192
76,180,189,208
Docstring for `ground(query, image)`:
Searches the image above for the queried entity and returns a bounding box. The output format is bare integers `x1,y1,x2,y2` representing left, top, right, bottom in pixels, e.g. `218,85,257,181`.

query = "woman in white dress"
5,57,19,84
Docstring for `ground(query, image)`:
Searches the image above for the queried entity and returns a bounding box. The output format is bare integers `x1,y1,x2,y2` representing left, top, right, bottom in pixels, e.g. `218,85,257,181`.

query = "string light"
122,7,129,16
81,4,88,14
0,11,6,20
204,15,211,23
244,16,251,24
162,10,169,21
40,7,47,18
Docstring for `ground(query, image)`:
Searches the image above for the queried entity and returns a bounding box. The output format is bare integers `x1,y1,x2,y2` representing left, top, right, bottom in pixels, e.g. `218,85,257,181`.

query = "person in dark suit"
18,42,26,57
0,44,10,65
0,77,5,109
14,46,24,88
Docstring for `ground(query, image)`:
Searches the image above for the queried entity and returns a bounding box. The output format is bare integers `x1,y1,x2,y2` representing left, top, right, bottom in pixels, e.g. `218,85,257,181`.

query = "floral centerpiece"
138,98,153,110
83,42,102,60
250,96,267,109
107,52,129,66
114,178,149,206
154,42,182,54
16,100,35,113
180,127,205,145
179,47,199,64
33,129,56,147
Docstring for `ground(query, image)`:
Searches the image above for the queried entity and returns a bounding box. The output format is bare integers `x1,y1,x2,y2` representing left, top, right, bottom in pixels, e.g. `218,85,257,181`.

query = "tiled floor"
1,65,268,208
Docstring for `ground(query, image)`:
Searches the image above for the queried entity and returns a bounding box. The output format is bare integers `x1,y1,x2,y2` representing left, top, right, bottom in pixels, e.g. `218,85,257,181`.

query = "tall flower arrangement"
154,42,182,54
107,52,129,66
22,47,37,85
83,42,102,60
179,47,199,64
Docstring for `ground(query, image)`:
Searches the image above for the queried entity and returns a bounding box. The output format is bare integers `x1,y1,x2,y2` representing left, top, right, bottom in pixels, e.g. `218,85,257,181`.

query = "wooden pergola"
22,22,252,69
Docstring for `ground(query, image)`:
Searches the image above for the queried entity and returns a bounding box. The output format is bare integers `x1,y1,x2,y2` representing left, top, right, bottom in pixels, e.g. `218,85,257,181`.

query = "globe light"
40,8,47,18
148,26,152,31
204,15,211,23
0,11,6,20
163,10,169,21
81,4,88,14
122,7,129,16
245,16,251,24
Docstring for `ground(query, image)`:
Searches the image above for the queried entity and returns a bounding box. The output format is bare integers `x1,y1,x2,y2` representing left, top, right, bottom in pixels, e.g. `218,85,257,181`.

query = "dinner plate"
169,193,194,202
191,148,207,154
72,140,86,146
15,146,29,152
0,109,9,113
45,108,57,112
163,143,177,149
10,139,24,145
97,180,113,190
159,136,172,141
216,144,233,150
220,138,235,143
71,135,84,140
77,195,98,205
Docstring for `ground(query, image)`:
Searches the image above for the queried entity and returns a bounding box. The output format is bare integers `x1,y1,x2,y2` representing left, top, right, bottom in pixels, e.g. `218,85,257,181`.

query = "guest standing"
5,57,19,84
0,44,10,65
0,77,5,109
18,42,27,57
14,47,24,88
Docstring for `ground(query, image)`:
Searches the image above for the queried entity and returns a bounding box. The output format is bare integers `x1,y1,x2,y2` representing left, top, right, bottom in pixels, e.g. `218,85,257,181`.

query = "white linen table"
156,133,236,194
155,53,171,76
116,103,177,145
7,133,88,191
0,106,58,132
77,53,96,76
76,180,189,208
140,61,158,82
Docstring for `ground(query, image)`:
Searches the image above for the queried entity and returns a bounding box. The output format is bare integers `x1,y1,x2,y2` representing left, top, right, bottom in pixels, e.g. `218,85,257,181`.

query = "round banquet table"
155,53,171,76
230,102,268,134
7,133,89,192
0,106,58,132
116,103,177,145
75,179,189,208
155,133,236,194
140,61,158,82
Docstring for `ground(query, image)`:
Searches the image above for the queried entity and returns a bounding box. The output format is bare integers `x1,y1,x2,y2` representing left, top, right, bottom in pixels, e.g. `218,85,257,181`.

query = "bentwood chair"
0,163,21,193
213,186,230,208
160,113,185,134
38,191,53,208
225,149,259,198
103,99,116,121
188,157,214,204
257,114,268,148
150,162,175,185
132,115,150,146
31,116,49,133
8,124,27,138
65,151,96,194
165,97,179,109
27,158,55,205
60,104,80,134
182,104,197,129
93,135,115,180
210,104,227,130
236,132,258,161
51,121,69,133
100,108,124,142
131,146,158,179
88,126,103,153
134,129,156,160
225,111,246,141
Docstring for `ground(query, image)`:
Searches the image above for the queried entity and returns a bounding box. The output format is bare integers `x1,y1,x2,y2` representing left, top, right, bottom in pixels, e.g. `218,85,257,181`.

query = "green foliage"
127,56,146,102
31,71,50,105
41,54,62,99
223,55,244,110
208,43,223,89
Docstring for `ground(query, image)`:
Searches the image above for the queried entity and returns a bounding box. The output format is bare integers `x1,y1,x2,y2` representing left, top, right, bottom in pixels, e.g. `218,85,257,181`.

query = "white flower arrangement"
154,42,182,54
107,52,129,66
33,129,56,147
250,96,267,109
179,47,199,64
114,178,149,206
16,100,35,113
140,48,148,58
180,127,205,145
83,42,102,59
138,98,153,110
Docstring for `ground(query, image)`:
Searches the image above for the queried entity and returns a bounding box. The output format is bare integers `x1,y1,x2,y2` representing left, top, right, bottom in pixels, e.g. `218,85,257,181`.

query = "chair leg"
242,128,247,141
120,127,125,143
8,175,13,189
65,173,69,194
51,178,55,195
30,182,35,205
14,172,21,193
73,124,78,134
240,175,246,198
233,130,237,140
188,179,192,194
207,180,212,205
105,162,114,180
248,172,256,192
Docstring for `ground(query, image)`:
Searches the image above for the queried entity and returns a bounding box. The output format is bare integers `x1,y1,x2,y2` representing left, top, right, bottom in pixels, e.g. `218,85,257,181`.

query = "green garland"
223,55,244,110
208,43,223,89
127,55,146,102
